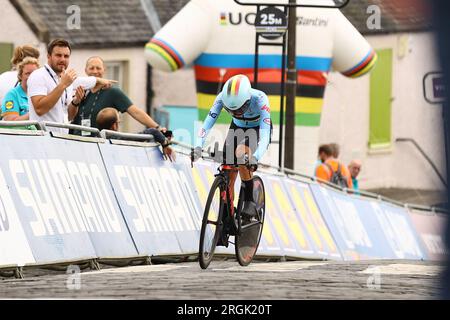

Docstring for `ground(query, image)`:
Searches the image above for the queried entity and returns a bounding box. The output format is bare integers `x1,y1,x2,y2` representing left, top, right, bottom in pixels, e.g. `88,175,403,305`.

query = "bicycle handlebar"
190,142,256,170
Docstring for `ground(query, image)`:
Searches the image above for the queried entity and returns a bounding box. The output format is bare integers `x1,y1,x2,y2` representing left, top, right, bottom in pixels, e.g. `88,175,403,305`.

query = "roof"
9,0,432,50
341,0,432,35
9,0,154,49
151,0,432,35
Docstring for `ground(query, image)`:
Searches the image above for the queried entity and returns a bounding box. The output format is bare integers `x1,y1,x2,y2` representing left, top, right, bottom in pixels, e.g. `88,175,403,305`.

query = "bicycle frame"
217,164,262,237
216,165,240,237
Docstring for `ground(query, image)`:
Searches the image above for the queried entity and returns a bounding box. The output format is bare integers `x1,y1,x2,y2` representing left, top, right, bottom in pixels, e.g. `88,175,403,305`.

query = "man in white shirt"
28,39,115,133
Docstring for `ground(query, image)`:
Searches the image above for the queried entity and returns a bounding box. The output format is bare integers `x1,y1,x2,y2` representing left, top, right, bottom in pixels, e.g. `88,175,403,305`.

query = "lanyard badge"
45,66,68,107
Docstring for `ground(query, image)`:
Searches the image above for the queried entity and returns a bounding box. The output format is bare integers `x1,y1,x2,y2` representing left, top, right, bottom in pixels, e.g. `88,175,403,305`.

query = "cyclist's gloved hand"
191,146,202,162
243,154,258,172
163,130,173,139
243,153,249,165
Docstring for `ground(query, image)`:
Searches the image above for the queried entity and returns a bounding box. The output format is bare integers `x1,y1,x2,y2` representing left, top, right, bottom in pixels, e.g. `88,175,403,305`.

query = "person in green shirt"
71,56,166,136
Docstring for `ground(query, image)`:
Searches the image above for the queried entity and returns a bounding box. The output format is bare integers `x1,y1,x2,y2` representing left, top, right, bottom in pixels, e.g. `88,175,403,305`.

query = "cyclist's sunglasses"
224,100,251,117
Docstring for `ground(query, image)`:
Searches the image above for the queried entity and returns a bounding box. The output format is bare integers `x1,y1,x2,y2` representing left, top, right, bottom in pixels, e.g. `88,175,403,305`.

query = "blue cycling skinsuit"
195,88,272,164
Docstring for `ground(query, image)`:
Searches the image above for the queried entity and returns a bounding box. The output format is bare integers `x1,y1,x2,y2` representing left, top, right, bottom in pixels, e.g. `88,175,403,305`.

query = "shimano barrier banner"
310,184,386,260
259,173,320,258
99,143,201,256
370,202,427,260
414,211,449,260
99,143,181,256
409,210,447,261
48,137,137,259
145,147,203,254
0,167,35,267
1,134,138,262
0,134,96,263
310,184,370,260
310,184,427,260
281,178,342,260
53,137,137,259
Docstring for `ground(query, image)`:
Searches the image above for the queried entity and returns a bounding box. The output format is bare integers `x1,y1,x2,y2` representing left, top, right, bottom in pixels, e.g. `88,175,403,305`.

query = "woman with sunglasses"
192,74,272,219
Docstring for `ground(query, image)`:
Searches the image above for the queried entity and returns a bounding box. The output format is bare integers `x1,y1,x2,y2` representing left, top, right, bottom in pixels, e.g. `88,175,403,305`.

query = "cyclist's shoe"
217,215,230,247
217,232,229,247
241,200,258,223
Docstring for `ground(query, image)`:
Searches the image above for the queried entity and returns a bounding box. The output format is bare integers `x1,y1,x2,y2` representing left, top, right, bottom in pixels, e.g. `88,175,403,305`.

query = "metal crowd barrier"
42,121,101,137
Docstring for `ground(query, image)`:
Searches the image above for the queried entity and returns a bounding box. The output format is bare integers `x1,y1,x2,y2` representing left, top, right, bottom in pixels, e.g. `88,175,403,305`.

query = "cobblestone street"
0,259,444,300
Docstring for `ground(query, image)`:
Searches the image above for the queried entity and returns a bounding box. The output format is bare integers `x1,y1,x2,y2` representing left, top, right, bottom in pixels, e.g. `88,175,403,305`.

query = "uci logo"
220,12,257,26
220,12,329,28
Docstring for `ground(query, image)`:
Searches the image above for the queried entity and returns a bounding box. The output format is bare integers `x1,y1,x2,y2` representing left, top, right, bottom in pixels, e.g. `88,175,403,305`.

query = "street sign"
423,72,446,104
255,6,288,40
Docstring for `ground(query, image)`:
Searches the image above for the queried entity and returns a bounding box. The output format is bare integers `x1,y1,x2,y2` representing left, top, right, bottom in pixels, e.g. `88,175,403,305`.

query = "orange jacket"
315,159,353,189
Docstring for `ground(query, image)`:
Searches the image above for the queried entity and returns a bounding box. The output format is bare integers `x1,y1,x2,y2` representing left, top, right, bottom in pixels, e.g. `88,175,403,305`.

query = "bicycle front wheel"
199,177,225,269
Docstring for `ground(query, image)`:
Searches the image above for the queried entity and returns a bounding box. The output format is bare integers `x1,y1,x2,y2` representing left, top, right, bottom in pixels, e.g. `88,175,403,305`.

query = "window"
369,49,393,149
0,43,14,73
105,61,129,94
104,61,130,131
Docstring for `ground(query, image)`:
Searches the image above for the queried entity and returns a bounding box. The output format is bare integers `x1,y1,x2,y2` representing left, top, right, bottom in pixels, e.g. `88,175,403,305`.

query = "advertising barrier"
0,133,140,265
281,178,342,260
144,147,203,255
99,142,202,256
0,128,446,271
0,167,35,267
258,173,312,258
409,209,448,261
0,134,97,263
371,202,427,260
310,184,427,260
192,161,342,259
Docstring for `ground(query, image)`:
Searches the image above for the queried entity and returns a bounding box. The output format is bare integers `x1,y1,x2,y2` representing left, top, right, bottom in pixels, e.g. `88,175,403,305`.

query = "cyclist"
192,74,271,219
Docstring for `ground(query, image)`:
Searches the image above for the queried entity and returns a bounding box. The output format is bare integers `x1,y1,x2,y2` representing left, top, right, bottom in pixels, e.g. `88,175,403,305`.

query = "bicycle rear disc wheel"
199,177,224,269
235,176,266,266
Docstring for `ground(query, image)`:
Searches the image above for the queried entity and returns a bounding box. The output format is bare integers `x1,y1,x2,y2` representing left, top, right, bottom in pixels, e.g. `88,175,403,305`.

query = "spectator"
314,144,331,174
315,145,353,189
97,107,175,162
318,144,332,163
1,57,40,121
0,45,40,105
71,56,166,136
329,143,340,159
27,39,115,133
97,107,120,131
348,159,362,193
